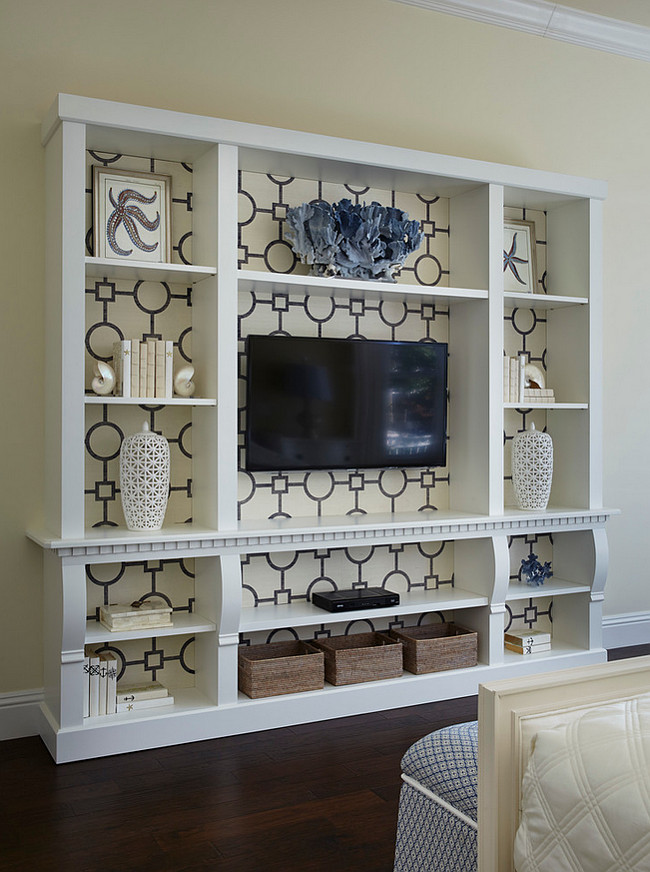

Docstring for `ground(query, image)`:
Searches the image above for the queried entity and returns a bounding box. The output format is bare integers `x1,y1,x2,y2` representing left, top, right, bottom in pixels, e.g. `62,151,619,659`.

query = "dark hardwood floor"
1,646,647,872
0,695,477,872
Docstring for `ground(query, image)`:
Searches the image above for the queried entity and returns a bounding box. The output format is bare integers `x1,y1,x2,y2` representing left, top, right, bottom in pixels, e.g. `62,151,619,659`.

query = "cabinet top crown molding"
390,0,650,63
42,93,607,203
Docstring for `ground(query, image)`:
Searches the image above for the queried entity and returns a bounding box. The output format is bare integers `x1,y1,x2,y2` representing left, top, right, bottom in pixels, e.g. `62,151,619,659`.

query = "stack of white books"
115,681,174,713
522,387,555,402
113,338,174,399
504,629,551,655
83,648,118,716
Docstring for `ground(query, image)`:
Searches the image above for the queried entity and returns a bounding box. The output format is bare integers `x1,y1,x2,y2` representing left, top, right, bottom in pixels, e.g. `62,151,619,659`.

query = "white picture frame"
503,219,537,293
93,167,172,262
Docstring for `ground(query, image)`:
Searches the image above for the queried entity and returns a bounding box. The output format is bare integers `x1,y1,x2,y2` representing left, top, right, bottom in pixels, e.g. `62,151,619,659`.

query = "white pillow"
514,696,650,872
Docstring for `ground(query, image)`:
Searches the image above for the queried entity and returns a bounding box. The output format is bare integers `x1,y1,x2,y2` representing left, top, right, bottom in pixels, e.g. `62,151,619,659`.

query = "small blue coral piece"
520,553,553,586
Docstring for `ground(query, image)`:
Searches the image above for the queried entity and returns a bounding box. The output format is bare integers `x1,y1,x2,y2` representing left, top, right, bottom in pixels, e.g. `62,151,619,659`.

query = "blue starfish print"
503,232,528,284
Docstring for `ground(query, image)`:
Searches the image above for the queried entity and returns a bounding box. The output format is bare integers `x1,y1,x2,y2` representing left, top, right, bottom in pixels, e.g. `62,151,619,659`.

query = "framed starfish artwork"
93,167,172,262
503,219,537,293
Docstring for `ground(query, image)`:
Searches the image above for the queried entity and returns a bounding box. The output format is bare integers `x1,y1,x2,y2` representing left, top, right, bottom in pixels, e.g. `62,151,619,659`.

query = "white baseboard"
0,618,648,744
602,612,650,651
0,689,43,741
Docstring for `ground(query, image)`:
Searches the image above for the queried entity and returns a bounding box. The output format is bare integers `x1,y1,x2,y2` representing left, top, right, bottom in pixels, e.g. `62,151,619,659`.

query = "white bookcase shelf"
34,93,612,762
84,395,217,406
84,613,217,644
238,269,488,304
503,402,589,410
503,292,588,310
505,578,591,601
240,587,489,633
86,256,216,283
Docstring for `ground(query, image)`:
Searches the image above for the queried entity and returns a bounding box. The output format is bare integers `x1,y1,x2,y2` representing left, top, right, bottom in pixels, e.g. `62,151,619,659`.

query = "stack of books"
503,355,555,404
522,387,555,402
113,338,174,399
83,651,175,716
83,648,118,716
115,681,174,713
504,629,551,655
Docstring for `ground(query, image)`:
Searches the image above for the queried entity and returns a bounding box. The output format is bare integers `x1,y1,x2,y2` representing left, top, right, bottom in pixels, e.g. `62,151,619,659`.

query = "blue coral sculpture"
520,553,553,587
285,199,423,282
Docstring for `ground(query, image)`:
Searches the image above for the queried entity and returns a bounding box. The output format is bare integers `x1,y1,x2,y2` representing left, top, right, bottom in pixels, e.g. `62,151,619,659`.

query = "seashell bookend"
120,422,170,531
174,364,195,397
91,361,116,395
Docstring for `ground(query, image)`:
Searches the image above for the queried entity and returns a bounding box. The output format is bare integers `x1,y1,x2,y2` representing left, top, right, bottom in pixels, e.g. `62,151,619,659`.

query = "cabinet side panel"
547,305,589,402
448,184,502,515
588,199,603,508
546,199,590,298
547,409,590,508
447,184,496,515
191,147,219,527
42,554,87,729
216,554,242,706
42,552,63,725
192,144,239,529
449,184,489,290
45,122,86,537
448,300,490,514
216,145,239,529
194,556,220,704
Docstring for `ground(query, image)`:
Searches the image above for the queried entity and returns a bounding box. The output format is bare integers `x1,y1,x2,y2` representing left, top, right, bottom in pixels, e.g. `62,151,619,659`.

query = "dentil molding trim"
390,0,650,62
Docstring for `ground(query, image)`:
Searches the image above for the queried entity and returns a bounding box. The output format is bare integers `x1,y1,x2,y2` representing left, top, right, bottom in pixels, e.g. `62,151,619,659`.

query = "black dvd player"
311,587,400,612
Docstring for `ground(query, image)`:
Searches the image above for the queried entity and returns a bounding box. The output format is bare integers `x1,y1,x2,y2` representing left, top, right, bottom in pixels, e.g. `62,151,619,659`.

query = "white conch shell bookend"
174,364,195,397
120,422,170,531
511,423,553,510
91,361,116,396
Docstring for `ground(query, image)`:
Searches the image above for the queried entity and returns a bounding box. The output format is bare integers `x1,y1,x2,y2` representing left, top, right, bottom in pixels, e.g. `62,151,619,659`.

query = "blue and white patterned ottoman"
393,721,478,872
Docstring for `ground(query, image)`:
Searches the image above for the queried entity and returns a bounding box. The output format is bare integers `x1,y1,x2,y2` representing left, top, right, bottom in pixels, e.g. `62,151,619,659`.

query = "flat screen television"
244,334,448,472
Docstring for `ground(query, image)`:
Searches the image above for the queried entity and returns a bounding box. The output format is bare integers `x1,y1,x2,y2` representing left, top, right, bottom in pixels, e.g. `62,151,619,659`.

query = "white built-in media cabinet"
30,94,615,762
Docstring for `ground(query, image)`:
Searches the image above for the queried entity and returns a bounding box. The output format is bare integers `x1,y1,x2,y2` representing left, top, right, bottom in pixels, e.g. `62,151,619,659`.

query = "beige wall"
1,0,648,693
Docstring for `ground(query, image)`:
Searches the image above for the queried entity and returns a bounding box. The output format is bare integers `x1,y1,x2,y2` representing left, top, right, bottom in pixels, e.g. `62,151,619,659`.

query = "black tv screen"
245,335,448,472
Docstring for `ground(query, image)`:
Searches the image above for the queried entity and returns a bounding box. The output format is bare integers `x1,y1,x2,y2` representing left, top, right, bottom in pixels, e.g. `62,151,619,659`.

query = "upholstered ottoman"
393,721,478,872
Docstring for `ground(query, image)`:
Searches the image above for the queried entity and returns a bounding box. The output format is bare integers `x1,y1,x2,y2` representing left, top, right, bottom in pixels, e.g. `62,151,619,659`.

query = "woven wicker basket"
309,631,403,686
390,623,477,674
238,640,325,699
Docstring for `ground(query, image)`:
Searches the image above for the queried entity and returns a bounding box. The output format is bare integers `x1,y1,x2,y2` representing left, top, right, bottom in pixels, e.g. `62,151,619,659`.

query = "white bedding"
514,695,650,872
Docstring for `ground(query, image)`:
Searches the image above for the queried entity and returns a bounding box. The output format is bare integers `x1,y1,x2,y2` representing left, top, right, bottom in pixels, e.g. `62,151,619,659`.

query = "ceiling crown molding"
390,0,650,62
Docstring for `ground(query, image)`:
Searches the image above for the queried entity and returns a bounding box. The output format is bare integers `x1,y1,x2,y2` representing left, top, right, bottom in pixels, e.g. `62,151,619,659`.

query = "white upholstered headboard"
477,655,650,872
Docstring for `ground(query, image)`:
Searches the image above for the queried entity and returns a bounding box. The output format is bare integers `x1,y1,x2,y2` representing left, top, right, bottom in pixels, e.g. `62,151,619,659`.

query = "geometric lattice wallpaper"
82,155,553,671
237,170,451,522
503,206,549,507
505,532,553,635
85,558,195,686
240,533,554,646
84,152,194,528
240,540,455,645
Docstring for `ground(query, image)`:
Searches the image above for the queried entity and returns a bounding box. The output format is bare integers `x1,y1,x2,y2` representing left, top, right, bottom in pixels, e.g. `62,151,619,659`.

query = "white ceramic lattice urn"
511,423,553,511
120,422,170,531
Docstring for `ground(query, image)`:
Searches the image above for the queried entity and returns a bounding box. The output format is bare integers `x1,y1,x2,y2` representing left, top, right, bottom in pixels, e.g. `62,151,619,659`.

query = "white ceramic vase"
511,423,553,510
120,422,170,531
